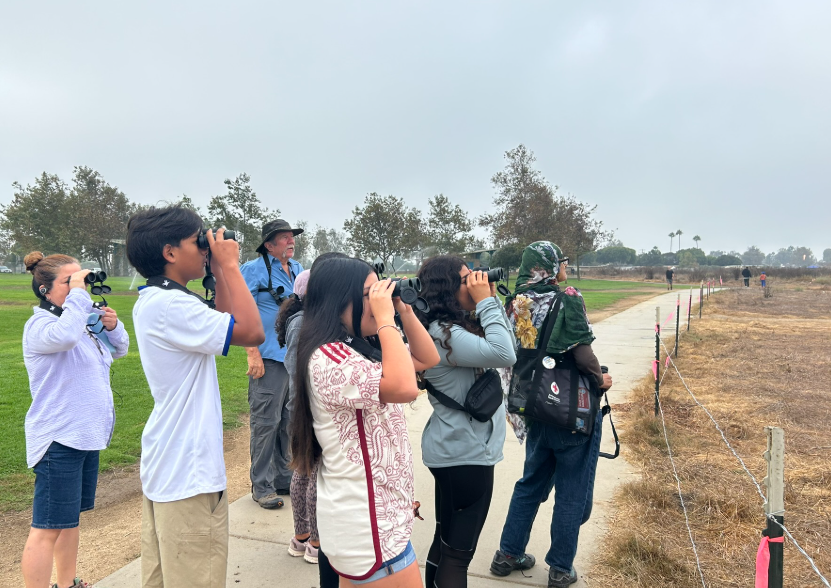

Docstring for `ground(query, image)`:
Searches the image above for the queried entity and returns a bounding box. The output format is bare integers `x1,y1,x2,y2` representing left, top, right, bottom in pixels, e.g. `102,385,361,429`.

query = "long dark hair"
276,252,350,347
289,257,374,475
416,255,485,364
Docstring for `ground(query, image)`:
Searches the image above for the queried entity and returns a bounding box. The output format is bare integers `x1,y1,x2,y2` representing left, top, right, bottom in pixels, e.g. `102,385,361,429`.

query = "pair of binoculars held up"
471,266,511,296
84,271,111,307
197,228,236,250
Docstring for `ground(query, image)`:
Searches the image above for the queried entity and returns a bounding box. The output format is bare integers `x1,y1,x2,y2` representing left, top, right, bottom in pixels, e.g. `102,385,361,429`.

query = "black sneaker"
490,549,536,576
548,566,578,588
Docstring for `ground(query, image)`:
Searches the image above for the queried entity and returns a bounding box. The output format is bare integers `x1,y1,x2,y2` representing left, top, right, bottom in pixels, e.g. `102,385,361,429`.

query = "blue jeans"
498,410,602,574
32,442,100,529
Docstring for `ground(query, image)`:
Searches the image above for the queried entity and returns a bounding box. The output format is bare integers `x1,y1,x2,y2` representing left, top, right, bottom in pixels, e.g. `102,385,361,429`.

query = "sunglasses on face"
560,257,569,266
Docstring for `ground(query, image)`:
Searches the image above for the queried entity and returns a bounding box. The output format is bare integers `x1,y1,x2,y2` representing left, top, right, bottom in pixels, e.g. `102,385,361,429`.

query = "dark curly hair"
416,255,485,364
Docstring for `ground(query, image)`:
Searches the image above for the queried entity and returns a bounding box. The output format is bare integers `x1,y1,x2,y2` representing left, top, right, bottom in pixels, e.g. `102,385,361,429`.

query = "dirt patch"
590,286,831,587
0,417,253,585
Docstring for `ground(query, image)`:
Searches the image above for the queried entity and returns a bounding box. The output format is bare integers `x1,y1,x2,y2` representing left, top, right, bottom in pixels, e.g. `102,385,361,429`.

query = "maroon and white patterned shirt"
308,342,415,580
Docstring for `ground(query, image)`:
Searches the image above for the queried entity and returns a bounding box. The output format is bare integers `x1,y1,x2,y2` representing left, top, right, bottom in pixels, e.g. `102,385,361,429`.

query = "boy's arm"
207,230,265,347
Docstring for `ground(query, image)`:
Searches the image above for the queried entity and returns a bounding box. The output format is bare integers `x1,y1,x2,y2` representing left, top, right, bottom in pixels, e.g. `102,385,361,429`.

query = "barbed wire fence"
646,286,829,587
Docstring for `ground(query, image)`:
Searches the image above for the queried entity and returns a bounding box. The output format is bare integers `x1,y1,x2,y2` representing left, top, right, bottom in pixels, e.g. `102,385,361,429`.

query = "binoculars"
390,277,429,313
471,266,505,283
84,271,107,285
85,270,111,306
197,228,236,250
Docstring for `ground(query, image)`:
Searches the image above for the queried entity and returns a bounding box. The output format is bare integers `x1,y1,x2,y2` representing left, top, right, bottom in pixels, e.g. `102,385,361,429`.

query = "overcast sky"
1,1,829,257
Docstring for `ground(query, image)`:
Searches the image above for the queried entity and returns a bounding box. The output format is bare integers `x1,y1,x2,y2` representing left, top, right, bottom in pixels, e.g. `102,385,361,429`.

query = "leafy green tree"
668,232,675,252
595,246,637,265
66,166,134,273
207,173,278,256
693,235,701,249
426,194,478,255
1,173,77,257
741,246,765,265
344,192,422,274
661,252,678,265
311,225,352,258
824,248,831,263
676,248,706,265
714,254,743,266
491,242,524,276
675,229,683,250
289,219,312,266
636,246,663,266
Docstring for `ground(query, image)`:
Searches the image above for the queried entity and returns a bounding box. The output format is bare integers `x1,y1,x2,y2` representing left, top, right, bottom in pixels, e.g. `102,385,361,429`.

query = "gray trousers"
248,359,292,497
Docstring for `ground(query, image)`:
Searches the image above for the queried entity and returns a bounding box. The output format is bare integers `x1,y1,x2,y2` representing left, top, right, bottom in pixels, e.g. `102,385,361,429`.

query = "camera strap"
39,299,63,317
144,276,212,306
258,255,295,304
340,335,383,363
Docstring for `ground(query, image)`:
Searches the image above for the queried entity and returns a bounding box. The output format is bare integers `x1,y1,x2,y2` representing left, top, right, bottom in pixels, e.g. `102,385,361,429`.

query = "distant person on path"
760,271,767,288
742,266,751,287
20,252,129,588
240,219,304,509
289,257,439,586
490,241,613,588
127,206,264,588
665,266,675,290
415,256,517,587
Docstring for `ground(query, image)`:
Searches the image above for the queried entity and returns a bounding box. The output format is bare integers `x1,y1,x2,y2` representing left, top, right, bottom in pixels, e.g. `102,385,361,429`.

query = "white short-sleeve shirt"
133,286,234,502
308,342,415,580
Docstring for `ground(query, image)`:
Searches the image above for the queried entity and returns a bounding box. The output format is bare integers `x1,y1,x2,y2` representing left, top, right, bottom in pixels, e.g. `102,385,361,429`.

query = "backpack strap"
524,293,565,417
422,379,466,412
257,255,295,303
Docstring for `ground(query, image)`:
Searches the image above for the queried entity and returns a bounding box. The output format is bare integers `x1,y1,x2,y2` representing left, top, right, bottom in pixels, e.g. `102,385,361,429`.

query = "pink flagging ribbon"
651,360,658,380
720,276,723,286
755,536,784,587
662,310,675,326
665,356,670,368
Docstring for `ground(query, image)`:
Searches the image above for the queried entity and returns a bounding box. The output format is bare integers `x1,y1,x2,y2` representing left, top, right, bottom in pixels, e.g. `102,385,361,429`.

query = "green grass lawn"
0,274,250,512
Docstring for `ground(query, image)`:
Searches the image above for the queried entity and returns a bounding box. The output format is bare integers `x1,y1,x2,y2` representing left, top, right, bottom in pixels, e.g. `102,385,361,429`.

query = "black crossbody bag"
423,369,503,423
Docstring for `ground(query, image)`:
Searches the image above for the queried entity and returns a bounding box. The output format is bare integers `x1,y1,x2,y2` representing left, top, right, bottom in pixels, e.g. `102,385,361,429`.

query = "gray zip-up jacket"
422,296,517,468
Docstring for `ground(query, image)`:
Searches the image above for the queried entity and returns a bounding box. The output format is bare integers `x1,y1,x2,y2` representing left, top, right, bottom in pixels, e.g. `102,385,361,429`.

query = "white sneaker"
304,541,319,564
287,536,306,557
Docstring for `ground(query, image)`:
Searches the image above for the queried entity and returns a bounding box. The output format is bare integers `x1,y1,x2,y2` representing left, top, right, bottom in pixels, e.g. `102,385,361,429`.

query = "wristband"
377,324,398,335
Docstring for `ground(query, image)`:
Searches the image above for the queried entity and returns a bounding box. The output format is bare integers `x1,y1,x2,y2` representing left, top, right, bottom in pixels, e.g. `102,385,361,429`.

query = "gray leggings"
290,460,319,542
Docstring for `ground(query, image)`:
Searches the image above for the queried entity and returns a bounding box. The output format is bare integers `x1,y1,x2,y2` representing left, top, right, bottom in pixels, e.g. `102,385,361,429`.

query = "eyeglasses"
560,257,569,266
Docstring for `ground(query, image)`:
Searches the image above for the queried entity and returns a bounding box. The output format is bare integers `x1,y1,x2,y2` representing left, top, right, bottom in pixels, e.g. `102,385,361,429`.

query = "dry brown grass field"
592,283,831,587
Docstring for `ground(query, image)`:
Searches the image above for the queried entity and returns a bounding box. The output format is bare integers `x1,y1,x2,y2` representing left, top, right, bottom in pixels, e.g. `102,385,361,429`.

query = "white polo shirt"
133,286,234,503
308,342,415,580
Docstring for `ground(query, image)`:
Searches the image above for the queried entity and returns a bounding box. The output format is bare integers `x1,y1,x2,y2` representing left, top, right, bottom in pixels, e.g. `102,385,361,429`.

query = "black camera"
472,266,505,283
197,228,236,250
390,277,429,313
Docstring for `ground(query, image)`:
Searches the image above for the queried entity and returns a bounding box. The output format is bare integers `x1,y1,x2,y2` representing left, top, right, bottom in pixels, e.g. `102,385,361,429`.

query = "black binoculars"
84,270,111,305
84,271,107,285
471,266,505,283
373,262,385,276
390,277,429,313
197,228,236,250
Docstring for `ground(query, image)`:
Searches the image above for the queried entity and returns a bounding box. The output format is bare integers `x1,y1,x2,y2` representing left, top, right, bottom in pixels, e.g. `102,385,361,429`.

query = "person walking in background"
415,256,517,588
289,257,439,586
742,266,752,287
490,241,612,588
20,252,129,588
665,266,675,290
240,219,305,509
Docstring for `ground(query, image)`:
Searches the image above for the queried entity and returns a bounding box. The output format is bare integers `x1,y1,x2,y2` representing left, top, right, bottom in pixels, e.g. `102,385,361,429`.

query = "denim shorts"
32,442,100,529
351,542,416,584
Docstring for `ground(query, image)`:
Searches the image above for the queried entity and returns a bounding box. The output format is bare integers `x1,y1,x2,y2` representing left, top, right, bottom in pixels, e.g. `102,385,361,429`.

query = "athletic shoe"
490,549,536,576
253,492,284,509
288,536,306,557
52,580,90,588
304,541,319,564
548,566,578,588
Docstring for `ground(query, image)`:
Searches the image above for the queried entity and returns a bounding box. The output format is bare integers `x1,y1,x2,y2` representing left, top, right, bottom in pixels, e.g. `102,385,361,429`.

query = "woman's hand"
601,373,613,390
392,295,414,317
101,307,119,331
369,279,396,328
467,271,491,304
69,269,92,290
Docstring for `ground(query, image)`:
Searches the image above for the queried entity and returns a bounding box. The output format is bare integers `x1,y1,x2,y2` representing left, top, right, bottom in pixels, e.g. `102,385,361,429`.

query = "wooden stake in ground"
763,427,785,588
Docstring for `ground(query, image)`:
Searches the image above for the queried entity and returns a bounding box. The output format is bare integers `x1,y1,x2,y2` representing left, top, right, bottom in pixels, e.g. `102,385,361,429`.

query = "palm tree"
693,235,701,250
668,232,675,253
676,229,683,251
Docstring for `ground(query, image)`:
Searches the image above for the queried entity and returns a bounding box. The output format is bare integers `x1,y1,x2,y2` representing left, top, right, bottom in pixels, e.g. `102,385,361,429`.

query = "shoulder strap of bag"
340,334,383,363
422,379,467,412
258,255,295,302
524,293,565,417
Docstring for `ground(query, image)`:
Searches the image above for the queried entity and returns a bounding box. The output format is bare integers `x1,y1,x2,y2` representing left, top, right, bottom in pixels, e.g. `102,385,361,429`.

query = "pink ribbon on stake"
662,309,675,327
755,535,784,588
651,360,658,380
665,356,670,368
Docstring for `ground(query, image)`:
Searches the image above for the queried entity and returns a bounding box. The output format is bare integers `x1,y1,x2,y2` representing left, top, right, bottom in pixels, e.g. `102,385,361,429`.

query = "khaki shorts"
141,491,229,588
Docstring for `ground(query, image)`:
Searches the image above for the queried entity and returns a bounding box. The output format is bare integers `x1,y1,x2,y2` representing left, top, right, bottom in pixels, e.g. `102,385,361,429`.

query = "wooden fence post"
763,426,785,588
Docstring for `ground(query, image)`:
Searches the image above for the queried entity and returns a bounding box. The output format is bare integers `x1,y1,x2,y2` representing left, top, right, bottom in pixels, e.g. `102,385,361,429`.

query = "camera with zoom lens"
472,266,505,283
197,228,236,249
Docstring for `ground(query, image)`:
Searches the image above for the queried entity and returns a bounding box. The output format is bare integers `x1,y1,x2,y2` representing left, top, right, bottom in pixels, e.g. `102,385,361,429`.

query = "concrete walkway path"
98,289,691,588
